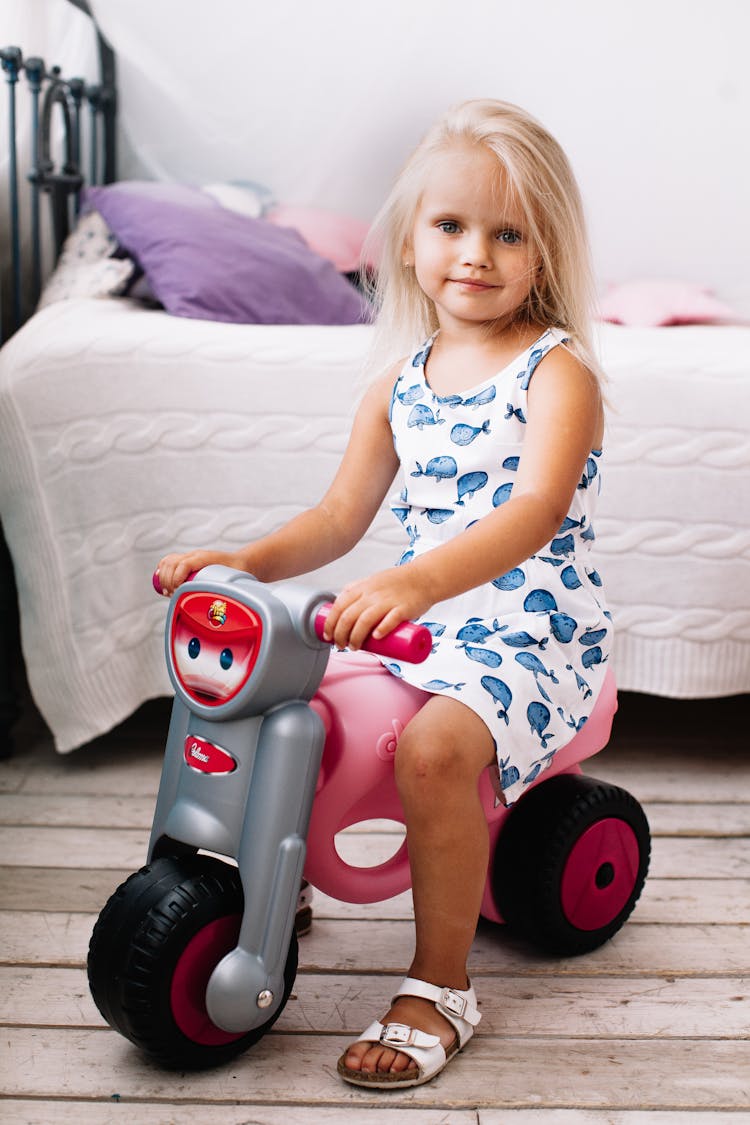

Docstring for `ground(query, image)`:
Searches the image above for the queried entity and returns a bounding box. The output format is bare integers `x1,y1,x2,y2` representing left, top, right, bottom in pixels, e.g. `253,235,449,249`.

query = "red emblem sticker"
184,735,237,774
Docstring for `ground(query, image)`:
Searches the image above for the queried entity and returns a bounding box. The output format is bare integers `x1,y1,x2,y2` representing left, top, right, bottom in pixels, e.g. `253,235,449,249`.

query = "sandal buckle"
439,987,467,1018
381,1022,414,1047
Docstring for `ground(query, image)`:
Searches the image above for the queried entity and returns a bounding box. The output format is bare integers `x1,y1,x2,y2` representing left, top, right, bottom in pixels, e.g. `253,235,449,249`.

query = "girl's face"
407,142,539,334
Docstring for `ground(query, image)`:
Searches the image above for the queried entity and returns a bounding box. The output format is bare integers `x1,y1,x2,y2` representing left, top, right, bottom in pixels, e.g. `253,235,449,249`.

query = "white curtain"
2,0,749,308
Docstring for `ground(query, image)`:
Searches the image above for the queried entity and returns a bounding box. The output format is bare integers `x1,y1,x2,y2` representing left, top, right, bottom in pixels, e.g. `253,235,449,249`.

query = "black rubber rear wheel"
493,773,650,955
87,854,297,1069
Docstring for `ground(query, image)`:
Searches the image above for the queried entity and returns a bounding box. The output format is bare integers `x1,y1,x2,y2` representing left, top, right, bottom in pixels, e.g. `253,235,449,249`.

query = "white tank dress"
382,328,613,806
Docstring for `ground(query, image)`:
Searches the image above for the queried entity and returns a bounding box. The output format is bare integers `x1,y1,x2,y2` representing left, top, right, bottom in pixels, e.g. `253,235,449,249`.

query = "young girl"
157,98,611,1089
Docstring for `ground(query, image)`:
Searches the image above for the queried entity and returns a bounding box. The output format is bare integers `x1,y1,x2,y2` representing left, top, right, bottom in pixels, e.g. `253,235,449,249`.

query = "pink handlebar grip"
152,569,198,594
313,603,432,664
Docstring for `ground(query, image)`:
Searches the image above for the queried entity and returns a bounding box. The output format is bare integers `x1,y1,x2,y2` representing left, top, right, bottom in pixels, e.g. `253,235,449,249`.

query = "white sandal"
336,976,481,1089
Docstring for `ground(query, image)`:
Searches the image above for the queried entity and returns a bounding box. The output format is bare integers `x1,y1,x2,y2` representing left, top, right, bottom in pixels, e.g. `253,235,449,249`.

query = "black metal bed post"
38,68,84,259
66,0,116,185
24,57,44,305
1,47,22,339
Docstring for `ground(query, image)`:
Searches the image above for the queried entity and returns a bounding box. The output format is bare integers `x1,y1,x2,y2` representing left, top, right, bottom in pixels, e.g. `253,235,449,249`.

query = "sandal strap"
393,976,482,1045
350,1018,446,1077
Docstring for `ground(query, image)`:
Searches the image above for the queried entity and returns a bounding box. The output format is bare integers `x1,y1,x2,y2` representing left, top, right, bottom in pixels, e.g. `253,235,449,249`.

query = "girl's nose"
462,231,492,268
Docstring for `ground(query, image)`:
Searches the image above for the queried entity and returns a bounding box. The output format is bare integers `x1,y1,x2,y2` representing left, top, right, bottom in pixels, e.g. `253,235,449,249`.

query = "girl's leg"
342,695,497,1076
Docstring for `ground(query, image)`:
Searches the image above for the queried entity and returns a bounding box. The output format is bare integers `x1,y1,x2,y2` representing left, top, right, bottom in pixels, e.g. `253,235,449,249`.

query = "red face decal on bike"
171,592,262,705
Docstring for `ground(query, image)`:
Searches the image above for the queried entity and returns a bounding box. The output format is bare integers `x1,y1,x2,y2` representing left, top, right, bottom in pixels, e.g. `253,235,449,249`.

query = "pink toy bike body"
305,647,619,923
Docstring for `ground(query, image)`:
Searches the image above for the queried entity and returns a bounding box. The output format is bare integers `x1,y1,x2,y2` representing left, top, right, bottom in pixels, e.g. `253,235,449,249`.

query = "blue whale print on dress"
450,421,491,446
462,386,497,409
515,651,559,703
504,403,526,423
422,678,465,692
579,628,608,646
586,569,603,587
481,676,513,723
560,565,583,590
392,506,409,525
464,645,503,668
492,567,526,591
578,456,598,489
558,516,583,533
566,663,593,699
498,629,548,650
523,590,578,643
517,345,548,390
550,612,578,643
408,404,444,430
422,621,446,653
528,701,554,748
557,706,588,732
411,456,458,481
550,533,575,557
456,618,502,645
397,384,425,406
581,645,604,669
421,507,455,524
412,344,432,367
499,756,520,789
522,749,557,784
523,589,557,613
492,482,514,507
515,652,559,682
501,456,520,471
456,471,488,505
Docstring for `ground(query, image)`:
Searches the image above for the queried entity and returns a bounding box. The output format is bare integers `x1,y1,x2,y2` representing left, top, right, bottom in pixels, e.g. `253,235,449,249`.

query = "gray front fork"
148,697,325,1033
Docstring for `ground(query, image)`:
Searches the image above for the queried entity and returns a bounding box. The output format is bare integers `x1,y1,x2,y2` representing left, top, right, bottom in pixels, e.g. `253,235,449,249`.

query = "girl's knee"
394,708,492,799
395,728,461,793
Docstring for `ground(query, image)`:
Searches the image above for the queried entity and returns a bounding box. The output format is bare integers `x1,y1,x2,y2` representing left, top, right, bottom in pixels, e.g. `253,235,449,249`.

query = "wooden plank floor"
1,677,749,1124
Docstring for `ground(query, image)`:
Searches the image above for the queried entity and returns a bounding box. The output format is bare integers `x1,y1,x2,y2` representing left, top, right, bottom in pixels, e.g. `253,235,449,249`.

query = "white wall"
4,1,749,308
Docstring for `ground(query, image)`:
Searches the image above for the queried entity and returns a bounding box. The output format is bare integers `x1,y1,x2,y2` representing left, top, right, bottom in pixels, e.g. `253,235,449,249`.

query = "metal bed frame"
0,0,118,749
0,0,117,345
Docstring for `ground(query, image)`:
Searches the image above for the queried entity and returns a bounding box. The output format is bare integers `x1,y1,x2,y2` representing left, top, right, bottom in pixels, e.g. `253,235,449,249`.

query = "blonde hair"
362,98,603,383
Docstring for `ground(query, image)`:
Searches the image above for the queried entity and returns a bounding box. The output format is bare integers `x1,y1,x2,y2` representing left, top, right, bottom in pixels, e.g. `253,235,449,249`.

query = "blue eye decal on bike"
220,648,234,670
188,637,201,659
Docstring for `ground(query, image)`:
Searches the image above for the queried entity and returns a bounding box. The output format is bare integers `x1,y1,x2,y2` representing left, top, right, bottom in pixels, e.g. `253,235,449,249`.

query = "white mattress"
1,297,748,752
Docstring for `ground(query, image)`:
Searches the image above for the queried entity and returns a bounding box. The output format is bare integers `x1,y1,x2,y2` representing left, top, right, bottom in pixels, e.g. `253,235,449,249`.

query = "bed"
1,7,749,754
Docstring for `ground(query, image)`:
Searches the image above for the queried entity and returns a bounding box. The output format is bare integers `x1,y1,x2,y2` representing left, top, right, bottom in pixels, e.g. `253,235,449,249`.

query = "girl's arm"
156,370,400,595
324,347,603,649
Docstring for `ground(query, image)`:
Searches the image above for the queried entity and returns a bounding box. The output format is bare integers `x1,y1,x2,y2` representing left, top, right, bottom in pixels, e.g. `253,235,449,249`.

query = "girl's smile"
408,142,538,334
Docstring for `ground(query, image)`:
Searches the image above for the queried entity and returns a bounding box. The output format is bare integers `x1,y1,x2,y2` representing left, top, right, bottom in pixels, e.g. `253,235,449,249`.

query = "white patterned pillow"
37,210,135,309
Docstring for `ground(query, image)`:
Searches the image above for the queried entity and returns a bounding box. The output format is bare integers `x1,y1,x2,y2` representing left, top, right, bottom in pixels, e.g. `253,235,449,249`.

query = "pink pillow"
266,204,372,273
598,280,740,327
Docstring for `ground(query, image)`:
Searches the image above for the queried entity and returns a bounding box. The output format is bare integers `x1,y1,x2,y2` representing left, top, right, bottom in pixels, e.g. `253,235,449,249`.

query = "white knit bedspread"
1,298,748,751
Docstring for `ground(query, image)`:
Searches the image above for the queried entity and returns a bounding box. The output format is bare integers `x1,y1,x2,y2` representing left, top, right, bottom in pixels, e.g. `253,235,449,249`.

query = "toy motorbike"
87,566,650,1070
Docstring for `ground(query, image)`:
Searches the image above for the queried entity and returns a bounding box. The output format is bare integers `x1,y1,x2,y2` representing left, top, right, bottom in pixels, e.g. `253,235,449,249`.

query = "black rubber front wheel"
492,773,650,956
87,855,298,1069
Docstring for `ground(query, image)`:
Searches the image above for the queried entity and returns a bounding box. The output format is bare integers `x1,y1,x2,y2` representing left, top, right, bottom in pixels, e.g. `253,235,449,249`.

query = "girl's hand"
324,566,433,651
154,550,247,596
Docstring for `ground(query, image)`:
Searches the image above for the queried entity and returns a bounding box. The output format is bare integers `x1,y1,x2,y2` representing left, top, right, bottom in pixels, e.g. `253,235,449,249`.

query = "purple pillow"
83,182,368,326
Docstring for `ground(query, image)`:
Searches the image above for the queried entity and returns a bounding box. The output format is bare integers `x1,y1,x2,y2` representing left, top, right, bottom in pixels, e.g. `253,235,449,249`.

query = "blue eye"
188,637,201,659
220,648,233,670
437,220,460,234
498,229,522,244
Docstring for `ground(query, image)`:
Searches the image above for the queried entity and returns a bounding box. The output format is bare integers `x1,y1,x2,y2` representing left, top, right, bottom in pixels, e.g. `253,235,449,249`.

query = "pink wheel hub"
560,818,640,931
170,914,244,1044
